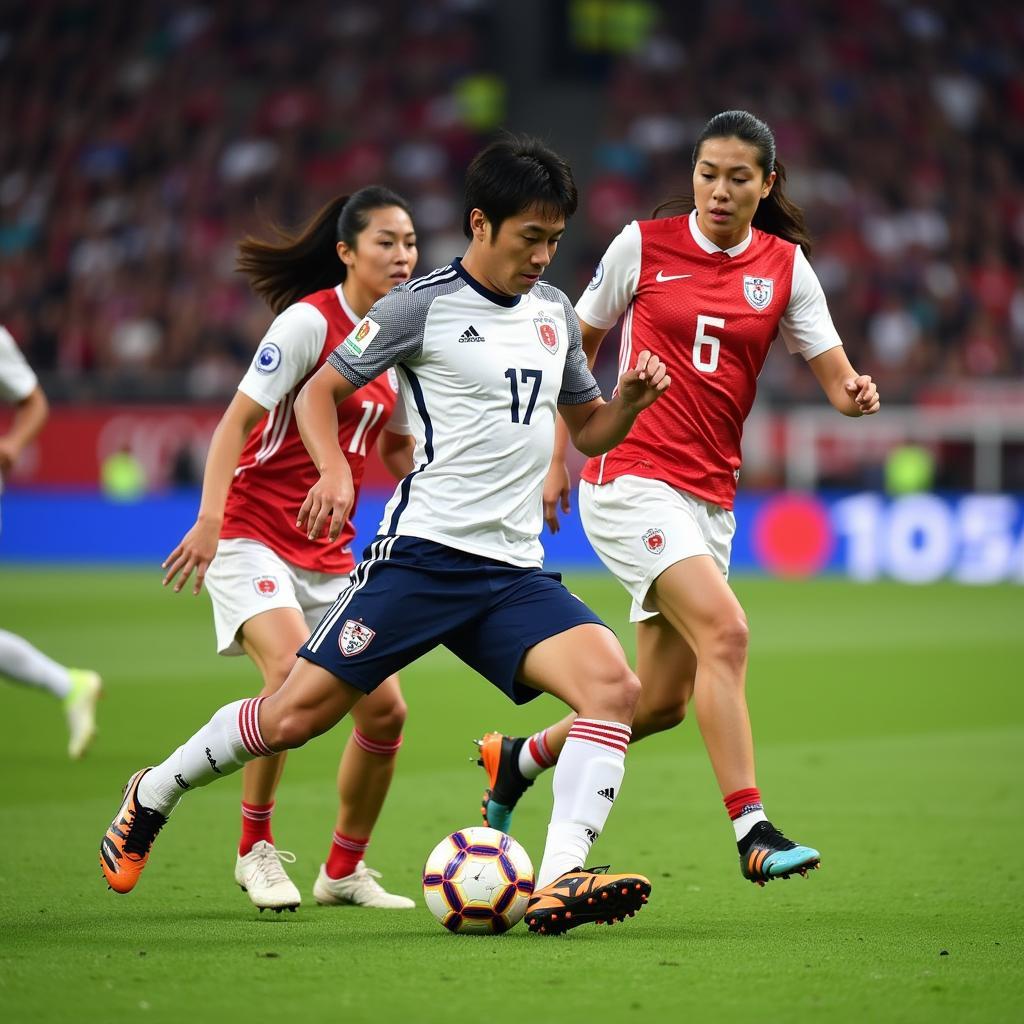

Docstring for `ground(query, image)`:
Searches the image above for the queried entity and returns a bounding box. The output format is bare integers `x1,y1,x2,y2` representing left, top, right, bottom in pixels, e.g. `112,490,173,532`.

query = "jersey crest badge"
642,528,666,554
588,260,605,291
342,317,381,357
743,276,774,311
255,343,282,374
534,315,560,354
252,575,279,597
339,619,376,657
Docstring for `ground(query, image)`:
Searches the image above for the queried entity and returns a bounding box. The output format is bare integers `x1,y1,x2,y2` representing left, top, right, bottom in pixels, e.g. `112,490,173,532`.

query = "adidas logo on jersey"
458,325,486,343
597,787,616,802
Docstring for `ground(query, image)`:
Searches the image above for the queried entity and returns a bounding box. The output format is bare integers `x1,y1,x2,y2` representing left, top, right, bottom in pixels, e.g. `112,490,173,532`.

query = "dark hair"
237,186,413,314
654,110,812,256
462,135,578,239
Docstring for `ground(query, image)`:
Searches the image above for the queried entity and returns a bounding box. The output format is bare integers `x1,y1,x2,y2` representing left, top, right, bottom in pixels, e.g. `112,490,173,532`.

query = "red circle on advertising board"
752,494,834,577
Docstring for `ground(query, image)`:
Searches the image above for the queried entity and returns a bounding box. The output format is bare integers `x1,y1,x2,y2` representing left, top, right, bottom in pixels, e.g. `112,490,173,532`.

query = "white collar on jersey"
334,284,360,323
688,209,752,257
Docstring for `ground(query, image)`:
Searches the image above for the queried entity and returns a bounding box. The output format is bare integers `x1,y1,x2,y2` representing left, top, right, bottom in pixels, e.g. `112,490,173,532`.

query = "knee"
586,663,641,722
357,695,408,742
705,613,749,671
635,696,688,738
258,653,298,696
262,710,314,752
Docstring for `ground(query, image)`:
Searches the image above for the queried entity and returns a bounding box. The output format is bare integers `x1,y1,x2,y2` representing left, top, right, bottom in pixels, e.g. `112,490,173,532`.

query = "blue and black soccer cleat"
473,732,532,834
738,820,820,885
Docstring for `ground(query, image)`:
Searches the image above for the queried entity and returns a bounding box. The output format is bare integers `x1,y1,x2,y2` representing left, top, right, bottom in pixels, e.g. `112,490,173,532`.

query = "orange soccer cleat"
473,732,532,834
99,768,167,894
525,866,651,936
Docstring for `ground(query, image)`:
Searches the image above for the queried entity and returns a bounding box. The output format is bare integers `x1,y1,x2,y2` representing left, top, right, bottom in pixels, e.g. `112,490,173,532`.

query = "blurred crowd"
571,0,1024,404
0,0,495,400
1,0,1022,405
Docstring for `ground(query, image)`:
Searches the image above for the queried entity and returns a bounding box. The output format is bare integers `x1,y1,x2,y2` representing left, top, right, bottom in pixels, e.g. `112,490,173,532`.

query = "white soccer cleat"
313,861,416,909
65,669,102,759
234,841,301,912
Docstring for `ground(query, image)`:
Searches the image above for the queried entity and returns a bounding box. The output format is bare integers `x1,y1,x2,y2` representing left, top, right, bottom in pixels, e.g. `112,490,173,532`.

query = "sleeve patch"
342,317,381,357
254,342,282,374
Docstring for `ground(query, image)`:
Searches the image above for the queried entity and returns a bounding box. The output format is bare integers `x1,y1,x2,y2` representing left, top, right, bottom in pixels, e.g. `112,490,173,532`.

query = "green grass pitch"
0,568,1022,1023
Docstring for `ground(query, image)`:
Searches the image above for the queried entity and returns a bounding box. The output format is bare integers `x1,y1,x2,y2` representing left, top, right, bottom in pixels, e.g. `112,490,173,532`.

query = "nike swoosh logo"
655,271,692,282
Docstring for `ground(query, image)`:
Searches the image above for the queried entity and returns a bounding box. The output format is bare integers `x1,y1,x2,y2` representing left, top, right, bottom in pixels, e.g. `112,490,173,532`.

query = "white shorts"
204,538,347,656
579,476,736,623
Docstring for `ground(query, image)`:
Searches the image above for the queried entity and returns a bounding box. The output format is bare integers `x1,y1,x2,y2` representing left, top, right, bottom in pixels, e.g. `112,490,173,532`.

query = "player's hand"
162,517,221,595
297,469,354,543
618,350,670,414
543,459,571,534
845,374,880,415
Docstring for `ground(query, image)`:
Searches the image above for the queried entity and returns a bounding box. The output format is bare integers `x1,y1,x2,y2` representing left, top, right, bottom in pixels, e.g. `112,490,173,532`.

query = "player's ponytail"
236,186,413,315
750,157,812,258
653,110,812,257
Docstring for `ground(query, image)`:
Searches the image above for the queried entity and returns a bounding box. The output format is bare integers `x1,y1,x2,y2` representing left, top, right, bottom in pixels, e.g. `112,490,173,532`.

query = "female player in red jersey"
477,110,880,885
162,187,419,911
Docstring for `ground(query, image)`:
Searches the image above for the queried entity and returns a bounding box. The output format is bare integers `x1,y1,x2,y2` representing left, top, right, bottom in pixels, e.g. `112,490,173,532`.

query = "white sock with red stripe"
517,727,557,780
537,718,630,888
137,698,273,816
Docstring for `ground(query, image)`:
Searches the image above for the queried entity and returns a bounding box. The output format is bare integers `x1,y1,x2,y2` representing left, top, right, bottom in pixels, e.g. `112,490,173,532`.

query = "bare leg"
631,613,697,740
648,555,754,796
335,674,406,839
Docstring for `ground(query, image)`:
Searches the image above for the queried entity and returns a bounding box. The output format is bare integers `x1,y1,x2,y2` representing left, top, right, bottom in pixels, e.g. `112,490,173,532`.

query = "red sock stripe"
567,719,631,755
528,729,556,768
353,728,403,756
332,831,370,853
724,787,762,819
241,801,274,822
238,697,273,757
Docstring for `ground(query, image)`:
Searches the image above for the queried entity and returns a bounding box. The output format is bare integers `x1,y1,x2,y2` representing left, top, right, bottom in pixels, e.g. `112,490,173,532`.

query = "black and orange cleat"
473,732,532,834
525,867,651,936
100,768,167,894
739,820,820,886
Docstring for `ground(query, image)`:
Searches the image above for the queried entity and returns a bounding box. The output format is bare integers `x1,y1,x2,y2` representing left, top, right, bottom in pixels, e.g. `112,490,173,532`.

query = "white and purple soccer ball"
422,826,535,934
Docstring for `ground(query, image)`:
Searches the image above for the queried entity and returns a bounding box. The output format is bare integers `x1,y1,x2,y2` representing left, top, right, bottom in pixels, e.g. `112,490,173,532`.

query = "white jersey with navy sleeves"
328,258,602,567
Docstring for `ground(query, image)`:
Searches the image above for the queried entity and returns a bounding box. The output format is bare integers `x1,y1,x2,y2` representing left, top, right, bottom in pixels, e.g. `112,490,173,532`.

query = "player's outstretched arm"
808,346,880,417
560,350,670,458
0,384,48,476
294,361,358,542
162,391,267,595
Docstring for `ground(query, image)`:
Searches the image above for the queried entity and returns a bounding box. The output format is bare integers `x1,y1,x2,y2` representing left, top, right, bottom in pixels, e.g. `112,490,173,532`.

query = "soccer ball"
422,826,535,934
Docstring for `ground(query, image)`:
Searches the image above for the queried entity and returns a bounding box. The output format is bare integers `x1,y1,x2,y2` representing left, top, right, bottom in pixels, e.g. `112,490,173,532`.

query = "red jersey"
576,211,841,509
221,285,404,572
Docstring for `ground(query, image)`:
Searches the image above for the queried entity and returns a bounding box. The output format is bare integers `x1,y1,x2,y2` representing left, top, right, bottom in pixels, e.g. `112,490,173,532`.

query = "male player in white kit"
99,136,671,935
0,325,102,758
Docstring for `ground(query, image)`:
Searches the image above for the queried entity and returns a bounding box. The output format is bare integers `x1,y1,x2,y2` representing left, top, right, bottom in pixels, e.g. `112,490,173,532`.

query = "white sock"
0,629,72,698
517,727,558,781
537,718,630,888
733,808,768,842
137,698,273,815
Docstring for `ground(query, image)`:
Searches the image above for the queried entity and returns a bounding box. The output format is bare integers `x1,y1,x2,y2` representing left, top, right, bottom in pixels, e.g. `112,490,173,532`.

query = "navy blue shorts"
298,536,607,704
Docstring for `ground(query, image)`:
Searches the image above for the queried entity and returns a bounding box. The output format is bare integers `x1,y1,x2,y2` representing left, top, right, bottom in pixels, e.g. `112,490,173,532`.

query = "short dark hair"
462,135,578,239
